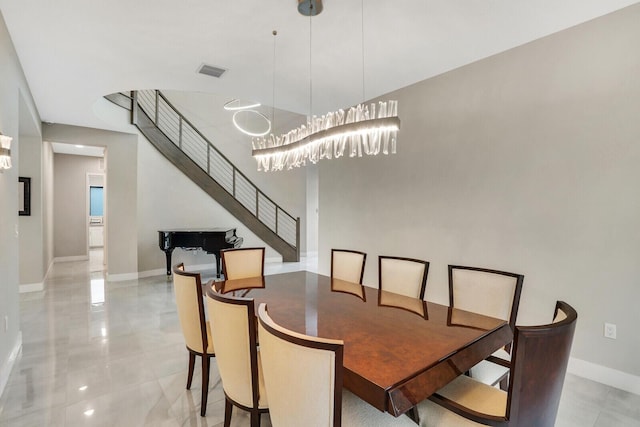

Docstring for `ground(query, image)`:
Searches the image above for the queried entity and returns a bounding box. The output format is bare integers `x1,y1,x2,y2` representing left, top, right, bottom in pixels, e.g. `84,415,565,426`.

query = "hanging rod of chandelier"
251,101,400,172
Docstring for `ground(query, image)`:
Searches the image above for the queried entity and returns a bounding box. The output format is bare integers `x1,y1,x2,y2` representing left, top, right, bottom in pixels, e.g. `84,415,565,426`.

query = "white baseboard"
54,255,89,262
0,332,22,399
265,256,283,264
569,357,640,395
138,268,167,279
106,271,139,282
19,282,44,293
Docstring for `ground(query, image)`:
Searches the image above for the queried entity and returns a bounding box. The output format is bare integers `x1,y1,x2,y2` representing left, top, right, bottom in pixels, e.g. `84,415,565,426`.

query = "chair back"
449,265,524,329
379,256,429,299
257,303,344,427
172,263,208,354
506,301,577,426
221,247,265,280
331,249,367,284
206,285,263,409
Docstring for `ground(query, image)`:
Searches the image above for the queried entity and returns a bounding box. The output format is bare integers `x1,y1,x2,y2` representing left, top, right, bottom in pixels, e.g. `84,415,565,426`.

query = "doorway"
88,172,106,272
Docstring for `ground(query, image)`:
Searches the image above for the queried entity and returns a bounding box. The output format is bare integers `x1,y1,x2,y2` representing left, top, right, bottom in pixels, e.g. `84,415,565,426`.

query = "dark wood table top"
212,271,513,417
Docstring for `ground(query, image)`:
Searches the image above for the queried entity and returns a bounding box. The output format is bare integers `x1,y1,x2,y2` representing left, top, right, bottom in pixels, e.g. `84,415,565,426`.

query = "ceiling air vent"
197,64,227,78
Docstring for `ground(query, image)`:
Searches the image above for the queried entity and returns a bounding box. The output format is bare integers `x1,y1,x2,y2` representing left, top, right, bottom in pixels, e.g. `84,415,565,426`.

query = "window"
90,186,104,216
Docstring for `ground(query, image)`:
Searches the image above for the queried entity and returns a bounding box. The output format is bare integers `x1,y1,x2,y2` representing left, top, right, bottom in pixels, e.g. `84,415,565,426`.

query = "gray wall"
318,5,640,376
0,9,41,390
53,153,103,258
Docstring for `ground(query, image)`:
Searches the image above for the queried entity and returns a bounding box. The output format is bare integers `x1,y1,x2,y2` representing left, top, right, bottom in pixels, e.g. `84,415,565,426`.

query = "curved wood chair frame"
428,301,578,427
172,263,215,416
449,265,524,389
206,285,268,427
448,265,524,332
221,247,265,280
378,255,430,300
257,303,344,427
331,249,367,285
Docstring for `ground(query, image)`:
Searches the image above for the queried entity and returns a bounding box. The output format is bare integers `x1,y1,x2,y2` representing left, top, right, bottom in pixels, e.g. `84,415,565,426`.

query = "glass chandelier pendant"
251,101,399,171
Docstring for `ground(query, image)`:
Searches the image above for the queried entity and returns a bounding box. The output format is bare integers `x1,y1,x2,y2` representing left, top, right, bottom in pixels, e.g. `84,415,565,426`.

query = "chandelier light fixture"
251,0,400,172
0,133,12,171
225,99,271,137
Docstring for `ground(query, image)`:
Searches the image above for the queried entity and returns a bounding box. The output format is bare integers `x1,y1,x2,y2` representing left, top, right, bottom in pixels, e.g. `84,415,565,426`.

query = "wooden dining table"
211,271,513,417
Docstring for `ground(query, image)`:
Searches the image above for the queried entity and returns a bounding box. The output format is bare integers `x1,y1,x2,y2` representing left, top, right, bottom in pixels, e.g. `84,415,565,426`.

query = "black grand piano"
158,228,243,278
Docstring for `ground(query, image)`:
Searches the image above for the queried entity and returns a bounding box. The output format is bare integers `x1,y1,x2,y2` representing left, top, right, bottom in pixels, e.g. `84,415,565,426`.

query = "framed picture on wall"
18,176,31,216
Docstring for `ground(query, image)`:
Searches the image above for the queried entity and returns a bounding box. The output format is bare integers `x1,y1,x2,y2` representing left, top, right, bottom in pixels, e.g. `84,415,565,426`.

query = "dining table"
210,270,513,417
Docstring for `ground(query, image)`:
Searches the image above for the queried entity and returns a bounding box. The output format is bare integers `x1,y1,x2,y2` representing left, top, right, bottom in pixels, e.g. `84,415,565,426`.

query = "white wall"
161,91,309,253
318,5,640,378
43,124,138,278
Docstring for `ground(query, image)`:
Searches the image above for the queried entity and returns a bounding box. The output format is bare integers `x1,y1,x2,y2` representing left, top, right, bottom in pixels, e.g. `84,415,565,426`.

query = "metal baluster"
154,90,159,124
178,116,183,149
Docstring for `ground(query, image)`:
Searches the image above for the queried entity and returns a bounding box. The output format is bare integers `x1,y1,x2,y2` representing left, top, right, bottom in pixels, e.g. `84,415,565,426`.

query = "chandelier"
251,0,400,172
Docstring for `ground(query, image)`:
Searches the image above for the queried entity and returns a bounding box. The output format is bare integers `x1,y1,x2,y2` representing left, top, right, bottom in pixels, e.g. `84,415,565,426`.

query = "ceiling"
51,142,104,157
1,0,638,132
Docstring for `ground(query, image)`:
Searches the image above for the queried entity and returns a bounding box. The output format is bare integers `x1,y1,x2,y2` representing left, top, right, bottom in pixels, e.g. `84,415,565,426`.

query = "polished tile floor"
0,251,638,426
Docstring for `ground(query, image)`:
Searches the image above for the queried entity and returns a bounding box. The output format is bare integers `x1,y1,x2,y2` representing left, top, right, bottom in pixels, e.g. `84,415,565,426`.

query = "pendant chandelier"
251,0,400,172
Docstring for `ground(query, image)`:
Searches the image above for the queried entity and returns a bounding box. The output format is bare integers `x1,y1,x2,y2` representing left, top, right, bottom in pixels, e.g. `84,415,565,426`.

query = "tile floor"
0,251,638,426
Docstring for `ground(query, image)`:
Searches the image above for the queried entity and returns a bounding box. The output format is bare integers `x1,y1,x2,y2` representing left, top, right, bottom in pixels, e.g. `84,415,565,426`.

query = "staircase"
105,90,300,262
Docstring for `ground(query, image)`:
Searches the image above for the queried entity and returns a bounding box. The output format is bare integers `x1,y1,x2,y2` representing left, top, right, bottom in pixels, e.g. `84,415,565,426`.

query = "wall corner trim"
568,357,640,395
0,332,23,399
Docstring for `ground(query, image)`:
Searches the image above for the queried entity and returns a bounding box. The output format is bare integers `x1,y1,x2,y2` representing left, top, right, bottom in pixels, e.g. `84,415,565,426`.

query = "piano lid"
158,227,237,233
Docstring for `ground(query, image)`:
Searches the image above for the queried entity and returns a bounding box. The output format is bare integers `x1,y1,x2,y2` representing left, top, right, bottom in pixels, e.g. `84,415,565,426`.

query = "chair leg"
250,410,260,427
407,407,420,424
499,375,509,391
224,398,233,427
200,355,210,416
186,353,196,389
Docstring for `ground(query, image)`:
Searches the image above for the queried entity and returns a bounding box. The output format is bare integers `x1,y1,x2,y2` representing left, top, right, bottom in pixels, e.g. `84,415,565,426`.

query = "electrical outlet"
604,323,617,339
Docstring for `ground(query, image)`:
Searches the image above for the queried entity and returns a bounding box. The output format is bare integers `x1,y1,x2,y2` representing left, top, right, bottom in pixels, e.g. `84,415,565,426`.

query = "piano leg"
164,248,174,275
213,252,222,279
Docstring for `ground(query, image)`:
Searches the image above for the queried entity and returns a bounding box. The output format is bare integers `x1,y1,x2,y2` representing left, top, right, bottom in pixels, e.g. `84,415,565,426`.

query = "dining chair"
449,265,524,389
379,255,430,299
417,301,577,427
331,249,367,284
256,303,418,427
172,263,216,416
205,284,268,427
221,247,265,280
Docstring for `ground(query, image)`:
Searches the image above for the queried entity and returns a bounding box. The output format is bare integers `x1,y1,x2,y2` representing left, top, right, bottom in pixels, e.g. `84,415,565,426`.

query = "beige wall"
318,5,640,376
53,153,103,257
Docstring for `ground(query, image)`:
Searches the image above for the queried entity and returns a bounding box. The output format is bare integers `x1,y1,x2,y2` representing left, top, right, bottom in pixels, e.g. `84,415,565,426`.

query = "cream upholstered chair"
221,247,265,280
449,265,524,389
331,249,367,284
205,284,268,427
172,263,215,417
379,255,430,299
257,303,417,427
417,301,577,427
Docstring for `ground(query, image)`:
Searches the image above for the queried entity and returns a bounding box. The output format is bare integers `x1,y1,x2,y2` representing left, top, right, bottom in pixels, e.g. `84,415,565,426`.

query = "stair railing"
125,90,299,252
